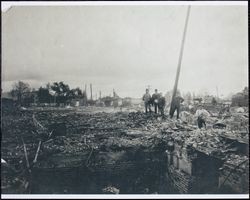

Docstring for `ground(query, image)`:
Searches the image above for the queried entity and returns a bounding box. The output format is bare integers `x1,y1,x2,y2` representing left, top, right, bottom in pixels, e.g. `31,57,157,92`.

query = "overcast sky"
1,5,248,98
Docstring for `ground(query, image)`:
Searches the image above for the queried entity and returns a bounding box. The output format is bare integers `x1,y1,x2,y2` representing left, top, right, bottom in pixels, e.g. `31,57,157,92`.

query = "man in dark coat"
151,89,160,114
170,95,184,119
158,93,166,117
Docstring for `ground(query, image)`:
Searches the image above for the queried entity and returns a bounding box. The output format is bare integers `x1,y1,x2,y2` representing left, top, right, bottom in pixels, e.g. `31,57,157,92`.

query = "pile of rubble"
1,107,249,194
2,109,248,162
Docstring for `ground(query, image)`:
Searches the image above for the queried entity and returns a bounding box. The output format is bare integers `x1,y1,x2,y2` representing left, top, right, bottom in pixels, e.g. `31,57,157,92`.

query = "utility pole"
170,5,191,115
90,84,93,100
99,91,102,99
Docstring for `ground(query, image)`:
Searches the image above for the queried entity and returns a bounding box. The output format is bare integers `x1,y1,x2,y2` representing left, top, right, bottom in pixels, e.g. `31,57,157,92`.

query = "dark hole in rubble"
48,123,67,137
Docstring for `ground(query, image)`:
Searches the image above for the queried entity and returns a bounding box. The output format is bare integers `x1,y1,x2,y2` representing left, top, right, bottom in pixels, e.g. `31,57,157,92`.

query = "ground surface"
1,105,249,194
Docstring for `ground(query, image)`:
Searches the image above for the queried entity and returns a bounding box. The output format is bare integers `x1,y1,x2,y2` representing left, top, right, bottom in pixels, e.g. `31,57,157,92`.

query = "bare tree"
10,81,31,106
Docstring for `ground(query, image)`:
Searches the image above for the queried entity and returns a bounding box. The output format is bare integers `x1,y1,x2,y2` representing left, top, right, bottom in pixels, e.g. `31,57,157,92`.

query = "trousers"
197,116,206,129
154,103,159,113
144,102,151,113
170,105,180,119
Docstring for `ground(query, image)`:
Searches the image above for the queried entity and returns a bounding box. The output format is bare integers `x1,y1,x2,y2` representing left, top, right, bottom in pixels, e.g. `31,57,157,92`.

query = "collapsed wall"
163,126,249,194
165,146,222,194
218,156,249,194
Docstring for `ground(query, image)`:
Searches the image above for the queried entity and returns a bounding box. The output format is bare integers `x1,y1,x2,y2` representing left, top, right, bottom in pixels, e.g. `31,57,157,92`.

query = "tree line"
9,81,87,106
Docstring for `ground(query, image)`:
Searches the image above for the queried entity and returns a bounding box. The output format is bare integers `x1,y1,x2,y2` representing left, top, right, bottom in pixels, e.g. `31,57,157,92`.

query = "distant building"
203,95,215,104
70,98,85,107
113,98,122,107
193,97,203,104
95,99,105,107
122,97,132,107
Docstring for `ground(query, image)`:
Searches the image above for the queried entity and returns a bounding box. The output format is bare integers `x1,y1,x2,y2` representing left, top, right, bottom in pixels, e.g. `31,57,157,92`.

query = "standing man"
152,89,160,114
195,104,210,129
170,95,184,119
158,93,166,118
142,89,151,113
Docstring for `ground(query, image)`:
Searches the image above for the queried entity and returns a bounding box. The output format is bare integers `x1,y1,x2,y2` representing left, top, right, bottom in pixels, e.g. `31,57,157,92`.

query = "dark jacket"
173,96,184,107
158,97,166,108
152,93,160,104
142,93,151,103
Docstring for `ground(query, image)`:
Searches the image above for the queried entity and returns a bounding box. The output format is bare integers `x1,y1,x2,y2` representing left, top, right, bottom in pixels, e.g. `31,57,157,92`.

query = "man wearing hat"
152,89,160,114
158,93,166,118
142,89,152,113
170,95,184,119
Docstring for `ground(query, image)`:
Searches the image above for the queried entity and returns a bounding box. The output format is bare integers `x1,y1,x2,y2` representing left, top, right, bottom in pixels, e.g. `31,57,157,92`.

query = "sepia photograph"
1,1,249,199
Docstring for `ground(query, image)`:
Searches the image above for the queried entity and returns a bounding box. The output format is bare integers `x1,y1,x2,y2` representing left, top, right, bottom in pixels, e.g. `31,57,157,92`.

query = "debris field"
1,106,249,194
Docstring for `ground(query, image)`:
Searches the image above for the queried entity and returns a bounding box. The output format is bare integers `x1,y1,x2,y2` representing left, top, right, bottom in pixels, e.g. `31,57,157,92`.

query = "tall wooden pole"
170,6,191,115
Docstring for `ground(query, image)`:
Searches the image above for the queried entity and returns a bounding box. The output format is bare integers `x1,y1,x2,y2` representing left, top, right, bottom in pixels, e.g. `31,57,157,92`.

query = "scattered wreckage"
1,106,249,194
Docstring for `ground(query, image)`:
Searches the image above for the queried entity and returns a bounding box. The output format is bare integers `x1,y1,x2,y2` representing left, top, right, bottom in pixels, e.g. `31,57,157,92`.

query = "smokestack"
90,84,93,100
84,84,87,99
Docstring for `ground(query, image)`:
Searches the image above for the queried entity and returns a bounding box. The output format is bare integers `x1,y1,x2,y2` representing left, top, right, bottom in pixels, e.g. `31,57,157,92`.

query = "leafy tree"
50,82,70,104
66,87,84,106
68,87,83,100
37,87,53,103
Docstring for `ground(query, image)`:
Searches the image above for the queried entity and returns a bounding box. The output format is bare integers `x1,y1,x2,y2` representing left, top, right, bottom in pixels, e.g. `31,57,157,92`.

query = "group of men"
142,88,210,129
142,89,166,117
